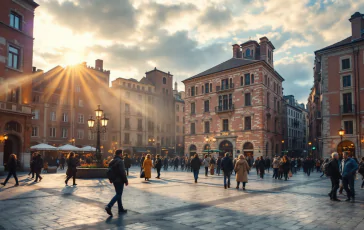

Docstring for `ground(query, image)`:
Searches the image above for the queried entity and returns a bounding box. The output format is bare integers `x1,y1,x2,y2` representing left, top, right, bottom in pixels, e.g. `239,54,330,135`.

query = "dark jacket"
66,157,78,175
258,160,266,171
221,156,234,173
155,158,162,169
265,158,271,167
282,161,290,172
34,155,44,171
109,155,128,184
124,156,131,169
30,156,36,169
329,158,341,179
342,158,358,178
217,158,222,168
191,157,201,170
7,157,17,172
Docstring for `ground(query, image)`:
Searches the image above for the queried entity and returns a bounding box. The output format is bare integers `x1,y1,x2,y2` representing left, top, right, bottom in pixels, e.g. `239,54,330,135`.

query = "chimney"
174,81,177,91
232,44,241,58
95,59,103,71
349,12,364,41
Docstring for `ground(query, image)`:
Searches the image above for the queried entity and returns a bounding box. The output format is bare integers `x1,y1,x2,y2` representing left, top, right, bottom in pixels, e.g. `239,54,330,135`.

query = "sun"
64,51,84,66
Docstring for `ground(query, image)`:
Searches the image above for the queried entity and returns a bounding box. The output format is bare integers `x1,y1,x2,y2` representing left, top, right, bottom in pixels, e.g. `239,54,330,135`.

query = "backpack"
107,159,120,183
324,162,331,176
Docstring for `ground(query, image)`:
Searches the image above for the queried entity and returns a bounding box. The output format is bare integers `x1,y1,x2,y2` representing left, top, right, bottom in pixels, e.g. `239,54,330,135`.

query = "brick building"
31,60,112,152
0,0,39,173
173,82,185,155
108,68,176,156
183,37,284,158
308,12,364,158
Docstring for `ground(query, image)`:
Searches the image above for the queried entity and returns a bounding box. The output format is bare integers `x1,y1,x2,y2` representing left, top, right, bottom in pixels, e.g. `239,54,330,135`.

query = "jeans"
237,182,246,188
223,171,231,186
108,182,124,210
342,175,355,199
330,177,340,200
193,170,199,181
3,170,18,185
205,167,208,176
157,168,161,178
273,168,278,179
216,167,221,175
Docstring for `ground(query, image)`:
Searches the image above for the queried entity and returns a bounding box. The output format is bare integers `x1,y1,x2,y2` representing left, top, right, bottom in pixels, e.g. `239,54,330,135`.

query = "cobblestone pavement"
0,167,364,230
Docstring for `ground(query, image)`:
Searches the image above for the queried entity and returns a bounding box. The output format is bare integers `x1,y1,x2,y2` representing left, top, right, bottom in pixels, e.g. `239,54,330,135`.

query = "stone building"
183,37,284,158
308,12,364,158
0,0,39,173
173,82,185,155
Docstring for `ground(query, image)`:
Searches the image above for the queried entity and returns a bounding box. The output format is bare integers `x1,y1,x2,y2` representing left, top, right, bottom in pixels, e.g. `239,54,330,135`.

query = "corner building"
183,37,284,158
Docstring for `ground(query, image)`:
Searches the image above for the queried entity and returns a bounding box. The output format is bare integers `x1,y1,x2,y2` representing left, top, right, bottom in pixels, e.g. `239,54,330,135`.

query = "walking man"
155,154,162,179
1,154,19,186
328,152,341,201
341,151,358,202
105,149,128,216
221,153,234,189
191,154,201,183
34,153,43,182
124,154,131,176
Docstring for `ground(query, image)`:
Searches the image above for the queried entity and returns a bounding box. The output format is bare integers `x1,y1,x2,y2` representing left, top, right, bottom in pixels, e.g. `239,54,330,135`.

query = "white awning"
80,146,96,152
30,143,57,151
57,144,82,151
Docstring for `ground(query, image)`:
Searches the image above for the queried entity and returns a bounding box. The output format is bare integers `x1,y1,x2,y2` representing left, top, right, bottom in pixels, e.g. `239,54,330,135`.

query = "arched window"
163,77,167,84
246,49,251,57
243,142,254,150
5,121,22,133
189,145,197,156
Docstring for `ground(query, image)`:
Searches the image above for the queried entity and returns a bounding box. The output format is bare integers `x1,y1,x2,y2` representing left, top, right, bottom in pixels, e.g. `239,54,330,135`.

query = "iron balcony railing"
216,83,234,92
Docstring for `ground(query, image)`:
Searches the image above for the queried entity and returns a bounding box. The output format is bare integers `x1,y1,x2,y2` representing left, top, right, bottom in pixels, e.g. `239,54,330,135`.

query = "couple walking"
221,153,250,190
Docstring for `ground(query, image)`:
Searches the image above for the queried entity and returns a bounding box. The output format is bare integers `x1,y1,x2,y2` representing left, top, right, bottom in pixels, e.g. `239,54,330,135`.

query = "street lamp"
0,134,8,143
204,135,216,156
148,138,156,145
338,128,344,142
69,137,75,146
308,142,312,156
88,105,109,166
281,140,285,155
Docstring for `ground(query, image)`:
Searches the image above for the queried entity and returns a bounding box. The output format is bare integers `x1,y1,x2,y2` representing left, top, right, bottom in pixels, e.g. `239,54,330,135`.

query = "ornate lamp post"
338,128,345,142
204,136,216,156
88,105,109,166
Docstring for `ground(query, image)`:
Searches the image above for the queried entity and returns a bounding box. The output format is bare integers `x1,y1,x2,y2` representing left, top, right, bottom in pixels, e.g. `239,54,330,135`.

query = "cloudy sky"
33,0,364,103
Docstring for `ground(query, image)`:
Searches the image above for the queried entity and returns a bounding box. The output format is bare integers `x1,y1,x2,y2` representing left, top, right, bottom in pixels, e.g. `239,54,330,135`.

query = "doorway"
3,134,21,168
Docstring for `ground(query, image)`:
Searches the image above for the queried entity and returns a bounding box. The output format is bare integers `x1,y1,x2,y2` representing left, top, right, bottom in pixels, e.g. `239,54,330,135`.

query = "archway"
243,142,254,158
337,140,355,157
3,134,21,169
189,145,197,157
219,140,233,157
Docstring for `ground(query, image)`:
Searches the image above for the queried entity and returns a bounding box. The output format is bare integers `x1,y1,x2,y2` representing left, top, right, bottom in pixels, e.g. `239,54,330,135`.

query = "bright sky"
33,0,364,103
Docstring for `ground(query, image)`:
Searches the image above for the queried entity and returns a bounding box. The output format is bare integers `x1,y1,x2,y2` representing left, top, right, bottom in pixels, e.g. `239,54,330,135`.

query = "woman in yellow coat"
143,154,153,181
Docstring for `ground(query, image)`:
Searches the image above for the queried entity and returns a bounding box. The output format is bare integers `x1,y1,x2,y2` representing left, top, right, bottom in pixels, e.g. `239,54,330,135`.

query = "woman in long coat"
234,154,250,190
65,152,78,186
143,154,153,181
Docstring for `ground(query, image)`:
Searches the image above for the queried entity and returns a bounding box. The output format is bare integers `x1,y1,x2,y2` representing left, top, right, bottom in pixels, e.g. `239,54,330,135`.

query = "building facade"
308,12,364,158
0,0,39,173
283,95,308,157
173,82,185,155
183,37,284,158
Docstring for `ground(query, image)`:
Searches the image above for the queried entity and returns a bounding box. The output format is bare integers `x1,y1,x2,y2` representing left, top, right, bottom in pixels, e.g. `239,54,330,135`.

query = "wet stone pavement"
0,167,364,230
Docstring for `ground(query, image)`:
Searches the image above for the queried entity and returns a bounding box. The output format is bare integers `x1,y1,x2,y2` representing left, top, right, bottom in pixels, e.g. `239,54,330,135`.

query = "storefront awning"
133,147,148,153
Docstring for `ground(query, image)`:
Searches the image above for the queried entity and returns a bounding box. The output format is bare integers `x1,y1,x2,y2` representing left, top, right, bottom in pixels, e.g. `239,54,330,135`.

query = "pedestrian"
216,156,222,176
123,154,131,176
234,154,250,190
202,155,210,177
327,152,341,201
358,157,364,189
265,157,271,173
143,154,153,181
163,156,168,171
28,152,36,178
191,154,201,183
34,153,43,182
341,151,358,202
154,154,162,179
64,152,78,186
1,154,19,187
258,156,265,179
105,149,128,216
221,152,234,189
282,156,290,181
254,158,259,175
210,157,216,175
272,156,279,179
140,153,145,172
174,157,179,171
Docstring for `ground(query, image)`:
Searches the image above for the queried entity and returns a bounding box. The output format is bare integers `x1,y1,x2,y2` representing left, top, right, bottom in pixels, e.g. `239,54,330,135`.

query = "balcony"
0,101,32,115
215,104,234,113
216,83,234,93
340,104,355,115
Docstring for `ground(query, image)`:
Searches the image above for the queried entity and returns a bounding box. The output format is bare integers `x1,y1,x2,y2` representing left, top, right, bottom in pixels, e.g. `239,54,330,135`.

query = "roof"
139,77,154,86
315,36,364,53
145,67,173,76
184,58,260,81
240,40,259,47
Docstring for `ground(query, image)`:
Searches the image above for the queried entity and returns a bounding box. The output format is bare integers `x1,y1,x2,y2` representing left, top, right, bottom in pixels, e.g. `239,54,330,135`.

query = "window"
61,128,68,138
137,134,142,145
204,121,210,133
341,58,350,70
138,119,142,130
210,83,212,93
77,130,84,139
7,87,19,103
244,117,251,130
344,121,353,134
32,110,39,120
124,133,130,143
202,85,204,94
31,127,39,137
240,76,244,86
222,119,229,131
342,75,351,87
50,127,56,137
218,94,233,110
195,87,198,95
125,118,130,129
264,75,268,85
191,87,195,96
204,100,209,112
8,45,20,69
50,111,56,121
245,49,251,57
205,83,209,93
245,93,251,106
125,104,130,114
190,123,195,134
88,130,95,140
191,102,195,114
78,114,84,124
245,73,251,85
10,12,22,30
78,99,84,107
251,74,254,84
32,95,40,103
342,92,353,112
163,77,167,84
62,113,68,122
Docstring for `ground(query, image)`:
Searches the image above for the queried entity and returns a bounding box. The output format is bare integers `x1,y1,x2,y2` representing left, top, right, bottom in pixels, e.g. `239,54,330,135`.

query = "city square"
1,168,364,230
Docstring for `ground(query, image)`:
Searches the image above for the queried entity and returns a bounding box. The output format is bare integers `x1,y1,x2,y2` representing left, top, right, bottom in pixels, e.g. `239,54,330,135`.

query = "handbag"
140,170,145,178
288,170,293,178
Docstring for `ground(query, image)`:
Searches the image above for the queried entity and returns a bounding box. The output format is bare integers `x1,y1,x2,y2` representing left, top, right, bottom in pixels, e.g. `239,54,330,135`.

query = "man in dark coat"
154,154,162,179
216,156,222,176
163,157,169,171
1,154,19,186
265,157,271,173
328,152,341,201
123,154,131,176
191,154,201,183
221,153,234,189
105,149,128,216
34,154,43,182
